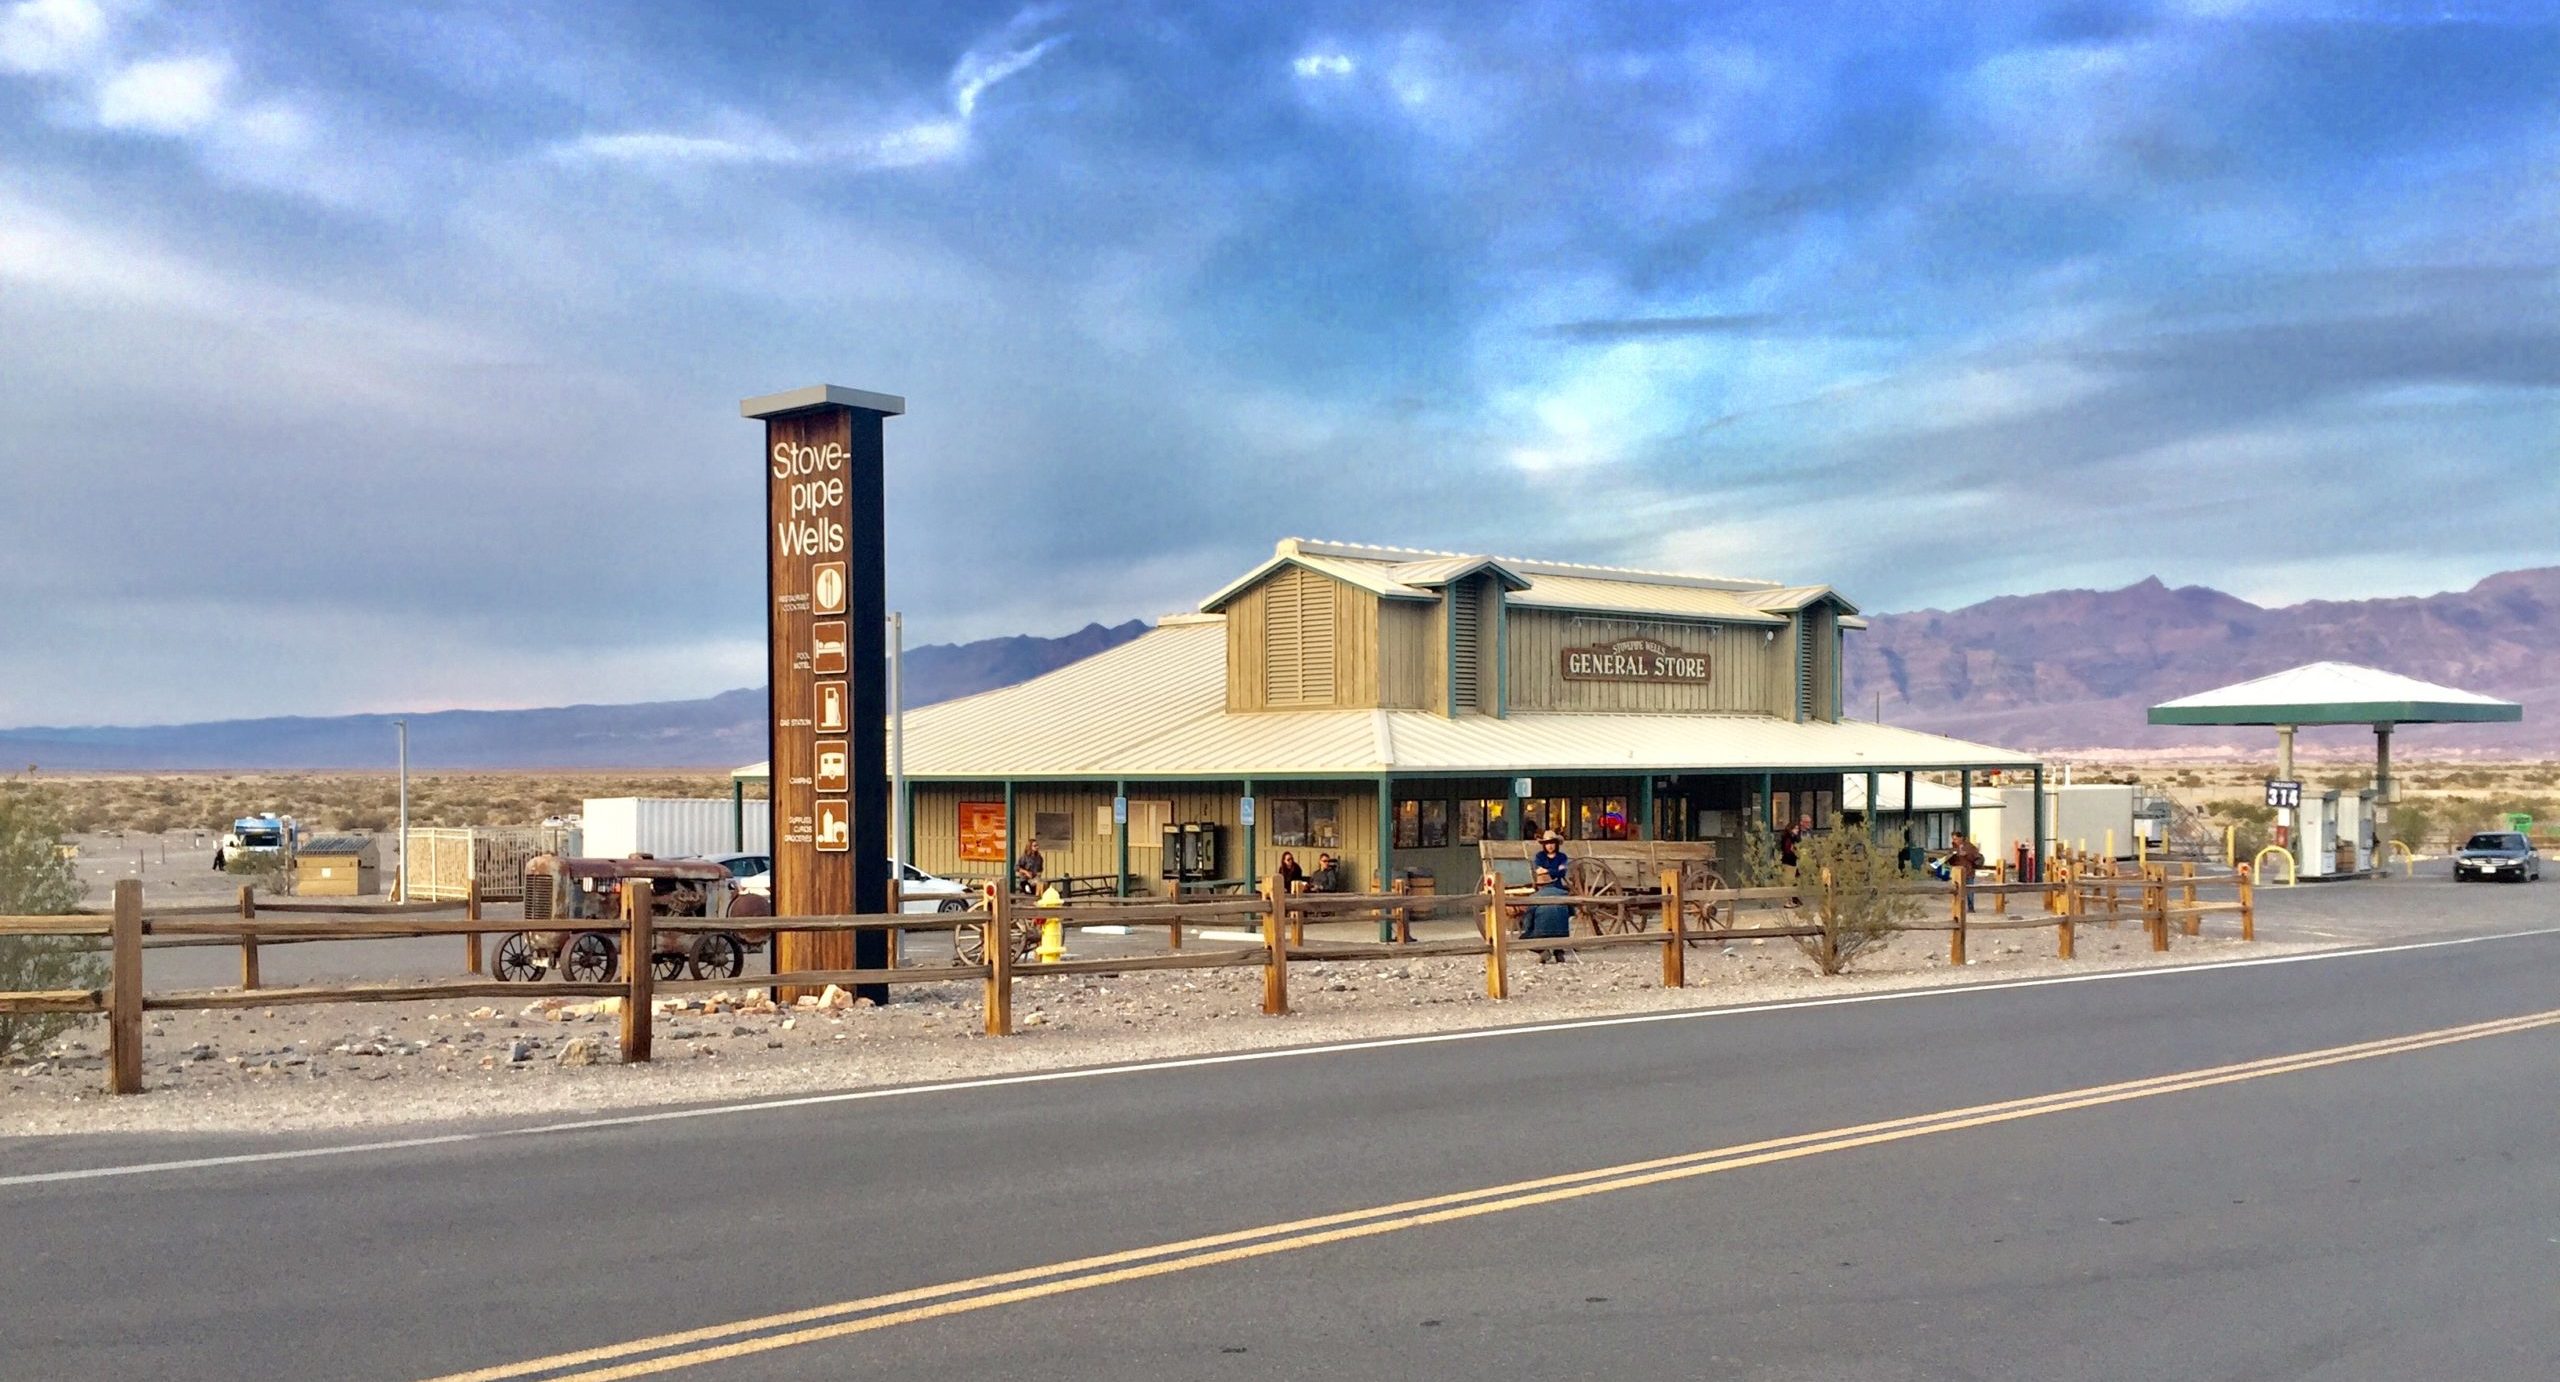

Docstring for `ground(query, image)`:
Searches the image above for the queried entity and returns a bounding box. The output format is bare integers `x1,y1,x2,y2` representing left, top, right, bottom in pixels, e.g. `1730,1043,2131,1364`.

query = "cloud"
1292,51,1355,79
92,52,230,132
1544,313,1782,340
558,9,1064,172
0,0,101,74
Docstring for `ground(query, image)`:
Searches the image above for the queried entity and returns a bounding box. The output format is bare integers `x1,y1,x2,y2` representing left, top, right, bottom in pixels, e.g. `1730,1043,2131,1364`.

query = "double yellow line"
427,1007,2560,1382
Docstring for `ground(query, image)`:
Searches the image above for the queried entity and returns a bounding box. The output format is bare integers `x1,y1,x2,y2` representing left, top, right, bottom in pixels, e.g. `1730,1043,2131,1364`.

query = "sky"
3,0,2556,726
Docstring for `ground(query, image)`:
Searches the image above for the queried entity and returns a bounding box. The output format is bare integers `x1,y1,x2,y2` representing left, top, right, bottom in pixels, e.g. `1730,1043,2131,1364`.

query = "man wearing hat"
1531,830,1571,894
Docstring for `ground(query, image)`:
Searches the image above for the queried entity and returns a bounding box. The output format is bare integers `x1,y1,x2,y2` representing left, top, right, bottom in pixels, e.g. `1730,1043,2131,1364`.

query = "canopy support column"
2277,724,2297,852
731,776,745,853
1242,778,1257,887
2032,764,2047,876
2373,725,2394,862
1959,768,1973,848
1902,770,1916,869
1376,775,1396,942
1865,771,1880,843
1114,779,1129,898
1002,780,1016,890
1638,776,1656,841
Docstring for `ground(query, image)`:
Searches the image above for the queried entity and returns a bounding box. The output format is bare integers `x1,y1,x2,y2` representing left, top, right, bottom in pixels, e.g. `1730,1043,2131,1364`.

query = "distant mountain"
0,621,1151,772
1846,569,2558,754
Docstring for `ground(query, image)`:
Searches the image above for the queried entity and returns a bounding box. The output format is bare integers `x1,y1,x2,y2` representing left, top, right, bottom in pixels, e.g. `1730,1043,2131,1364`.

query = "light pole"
394,718,409,902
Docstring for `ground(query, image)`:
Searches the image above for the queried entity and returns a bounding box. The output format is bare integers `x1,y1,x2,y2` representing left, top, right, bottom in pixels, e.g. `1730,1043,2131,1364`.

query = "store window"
1396,799,1452,849
1576,796,1631,840
1271,798,1340,848
1519,797,1573,839
1457,799,1509,844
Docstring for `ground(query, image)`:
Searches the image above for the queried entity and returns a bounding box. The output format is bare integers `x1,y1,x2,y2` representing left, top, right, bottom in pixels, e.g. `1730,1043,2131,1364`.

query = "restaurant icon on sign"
811,621,847,676
812,561,847,616
815,799,850,852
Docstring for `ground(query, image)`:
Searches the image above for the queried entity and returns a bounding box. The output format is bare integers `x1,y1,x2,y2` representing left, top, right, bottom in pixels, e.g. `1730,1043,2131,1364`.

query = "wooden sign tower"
743,384,904,1000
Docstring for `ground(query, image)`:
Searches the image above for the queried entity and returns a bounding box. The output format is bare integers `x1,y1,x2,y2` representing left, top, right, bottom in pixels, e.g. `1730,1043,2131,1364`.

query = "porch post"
1901,770,1916,868
1114,778,1129,897
1959,768,1973,846
1376,774,1396,942
2031,763,2047,876
731,775,745,852
1638,775,1656,841
1759,772,1773,832
1242,778,1257,886
1001,779,1016,887
1865,770,1880,843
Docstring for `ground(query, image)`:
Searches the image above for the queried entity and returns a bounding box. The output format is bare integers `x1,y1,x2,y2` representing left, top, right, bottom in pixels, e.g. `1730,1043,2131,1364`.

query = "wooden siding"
1503,608,1787,714
1378,598,1440,711
1224,564,1391,711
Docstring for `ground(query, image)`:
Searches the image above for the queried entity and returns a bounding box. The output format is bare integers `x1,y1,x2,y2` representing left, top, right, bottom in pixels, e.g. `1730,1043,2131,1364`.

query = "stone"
468,1006,497,1019
505,1039,534,1063
556,1037,601,1067
818,985,852,1010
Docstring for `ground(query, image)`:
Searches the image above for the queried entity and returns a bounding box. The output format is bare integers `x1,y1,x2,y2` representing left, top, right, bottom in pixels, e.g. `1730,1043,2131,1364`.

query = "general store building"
747,539,2048,894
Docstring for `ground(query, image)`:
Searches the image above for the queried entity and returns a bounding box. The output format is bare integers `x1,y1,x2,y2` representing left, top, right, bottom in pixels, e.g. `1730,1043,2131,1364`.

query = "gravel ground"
2,923,2319,1138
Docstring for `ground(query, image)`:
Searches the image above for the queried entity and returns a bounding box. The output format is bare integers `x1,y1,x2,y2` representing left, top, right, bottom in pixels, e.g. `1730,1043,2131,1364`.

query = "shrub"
224,847,296,897
0,779,103,1062
1735,818,1923,976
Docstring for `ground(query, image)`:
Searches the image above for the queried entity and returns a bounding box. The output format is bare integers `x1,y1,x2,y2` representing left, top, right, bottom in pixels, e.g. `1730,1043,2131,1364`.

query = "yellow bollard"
2105,828,2116,859
1035,883,1066,963
2225,824,2236,868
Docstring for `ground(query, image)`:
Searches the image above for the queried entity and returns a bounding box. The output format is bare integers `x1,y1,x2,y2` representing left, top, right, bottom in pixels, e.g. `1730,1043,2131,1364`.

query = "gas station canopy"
2148,661,2522,729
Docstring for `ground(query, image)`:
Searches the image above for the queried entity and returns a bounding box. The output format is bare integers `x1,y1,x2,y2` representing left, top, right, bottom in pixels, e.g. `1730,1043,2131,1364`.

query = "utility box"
296,835,381,896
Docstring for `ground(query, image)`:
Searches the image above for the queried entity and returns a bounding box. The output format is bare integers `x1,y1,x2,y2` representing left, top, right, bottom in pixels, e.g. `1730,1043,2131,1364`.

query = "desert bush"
0,779,103,1061
223,847,296,897
1735,818,1921,976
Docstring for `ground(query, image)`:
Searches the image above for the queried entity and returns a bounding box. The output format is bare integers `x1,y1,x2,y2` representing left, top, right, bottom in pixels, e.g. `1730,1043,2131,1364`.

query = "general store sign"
1560,637,1710,684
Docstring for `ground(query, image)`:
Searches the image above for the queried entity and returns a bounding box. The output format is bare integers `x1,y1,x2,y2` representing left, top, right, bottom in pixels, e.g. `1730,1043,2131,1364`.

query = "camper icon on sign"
815,741,849,794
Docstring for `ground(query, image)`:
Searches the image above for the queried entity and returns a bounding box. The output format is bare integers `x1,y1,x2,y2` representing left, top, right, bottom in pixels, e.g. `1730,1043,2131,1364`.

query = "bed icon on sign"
811,621,847,676
812,561,847,616
815,800,850,852
815,742,849,794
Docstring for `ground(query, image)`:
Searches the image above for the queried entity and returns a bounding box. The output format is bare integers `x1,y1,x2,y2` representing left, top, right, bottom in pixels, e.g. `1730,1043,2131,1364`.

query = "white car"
700,855,974,914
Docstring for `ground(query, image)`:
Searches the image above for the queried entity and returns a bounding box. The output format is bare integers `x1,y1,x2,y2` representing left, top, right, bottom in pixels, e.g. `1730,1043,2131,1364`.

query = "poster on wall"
959,801,1007,861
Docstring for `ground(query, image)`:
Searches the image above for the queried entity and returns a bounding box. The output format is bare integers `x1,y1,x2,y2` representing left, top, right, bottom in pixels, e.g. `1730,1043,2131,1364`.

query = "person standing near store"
1945,831,1985,916
1779,813,1812,870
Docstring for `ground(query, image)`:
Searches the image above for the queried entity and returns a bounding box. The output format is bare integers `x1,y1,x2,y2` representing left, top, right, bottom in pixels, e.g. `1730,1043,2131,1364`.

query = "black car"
2452,832,2541,883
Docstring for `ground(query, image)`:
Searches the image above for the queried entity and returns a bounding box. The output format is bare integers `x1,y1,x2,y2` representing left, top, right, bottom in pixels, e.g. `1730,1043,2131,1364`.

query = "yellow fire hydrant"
1036,883,1066,963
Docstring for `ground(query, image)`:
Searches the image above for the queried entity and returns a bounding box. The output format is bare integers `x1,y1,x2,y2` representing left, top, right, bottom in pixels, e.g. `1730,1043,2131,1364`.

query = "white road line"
7,925,2556,1190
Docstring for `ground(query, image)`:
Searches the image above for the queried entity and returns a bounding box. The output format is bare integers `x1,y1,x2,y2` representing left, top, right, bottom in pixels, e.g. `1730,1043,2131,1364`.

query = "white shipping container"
1990,785,2140,861
580,798,769,860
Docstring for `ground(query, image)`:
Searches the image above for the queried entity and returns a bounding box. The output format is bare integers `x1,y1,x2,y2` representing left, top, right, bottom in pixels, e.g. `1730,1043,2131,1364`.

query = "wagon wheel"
492,932,543,982
1567,859,1638,935
1008,919,1042,961
1678,861,1729,946
954,922,989,966
689,932,748,980
561,931,618,984
651,948,690,982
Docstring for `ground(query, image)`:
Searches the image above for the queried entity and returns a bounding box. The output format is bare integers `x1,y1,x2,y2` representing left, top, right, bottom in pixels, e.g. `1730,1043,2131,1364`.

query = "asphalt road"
6,896,2558,1381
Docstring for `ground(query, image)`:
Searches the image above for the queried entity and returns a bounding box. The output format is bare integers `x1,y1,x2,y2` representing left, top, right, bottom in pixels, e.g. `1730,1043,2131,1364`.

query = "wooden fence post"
1261,875,1291,1015
237,884,260,991
886,879,902,969
108,879,143,1095
621,884,653,1064
983,885,1014,1036
464,879,483,977
1660,868,1685,989
2145,866,2168,953
1392,878,1413,945
1483,874,1510,1000
2179,862,2200,937
1997,858,2012,917
2237,863,2255,942
1948,870,1967,966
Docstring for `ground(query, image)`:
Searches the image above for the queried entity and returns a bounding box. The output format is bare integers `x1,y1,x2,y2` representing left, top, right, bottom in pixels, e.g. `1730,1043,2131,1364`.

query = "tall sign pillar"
744,384,904,1002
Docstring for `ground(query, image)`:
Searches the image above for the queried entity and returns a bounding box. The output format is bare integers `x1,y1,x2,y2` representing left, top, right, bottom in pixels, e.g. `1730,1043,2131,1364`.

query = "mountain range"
4,573,2550,772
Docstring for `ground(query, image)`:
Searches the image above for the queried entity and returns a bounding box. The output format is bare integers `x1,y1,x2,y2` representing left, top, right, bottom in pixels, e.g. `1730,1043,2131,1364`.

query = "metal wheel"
1008,919,1042,961
561,931,618,983
937,898,968,913
651,948,689,982
492,932,542,982
690,932,747,980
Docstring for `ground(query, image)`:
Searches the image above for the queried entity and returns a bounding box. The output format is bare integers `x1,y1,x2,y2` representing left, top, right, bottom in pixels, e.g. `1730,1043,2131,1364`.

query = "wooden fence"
0,858,2254,1097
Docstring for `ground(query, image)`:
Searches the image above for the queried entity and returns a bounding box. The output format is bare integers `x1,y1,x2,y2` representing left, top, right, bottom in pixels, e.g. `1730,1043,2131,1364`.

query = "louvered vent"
1796,617,1816,720
1264,567,1335,706
1451,581,1481,711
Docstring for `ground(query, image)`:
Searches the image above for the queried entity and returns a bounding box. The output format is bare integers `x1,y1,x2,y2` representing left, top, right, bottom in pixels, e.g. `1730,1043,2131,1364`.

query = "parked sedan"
898,862,977,914
2452,832,2541,882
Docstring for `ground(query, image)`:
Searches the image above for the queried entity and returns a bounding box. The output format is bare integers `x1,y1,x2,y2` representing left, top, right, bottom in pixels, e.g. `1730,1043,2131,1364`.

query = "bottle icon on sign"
813,561,847,616
815,800,850,852
812,621,847,675
816,681,848,734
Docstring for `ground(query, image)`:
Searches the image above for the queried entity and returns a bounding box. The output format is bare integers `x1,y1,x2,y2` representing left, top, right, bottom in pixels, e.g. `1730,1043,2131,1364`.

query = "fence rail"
3,855,2257,1096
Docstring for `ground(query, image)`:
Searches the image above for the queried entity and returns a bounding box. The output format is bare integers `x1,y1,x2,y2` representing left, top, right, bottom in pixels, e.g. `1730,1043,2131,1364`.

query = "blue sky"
3,0,2555,724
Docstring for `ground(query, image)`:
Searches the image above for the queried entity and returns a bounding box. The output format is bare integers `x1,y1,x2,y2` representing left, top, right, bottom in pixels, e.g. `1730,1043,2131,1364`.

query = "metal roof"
2148,662,2523,727
1199,538,1814,621
734,620,2037,782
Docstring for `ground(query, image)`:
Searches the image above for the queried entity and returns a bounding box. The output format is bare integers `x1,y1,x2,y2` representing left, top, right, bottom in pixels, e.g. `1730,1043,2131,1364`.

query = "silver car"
2452,832,2541,882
